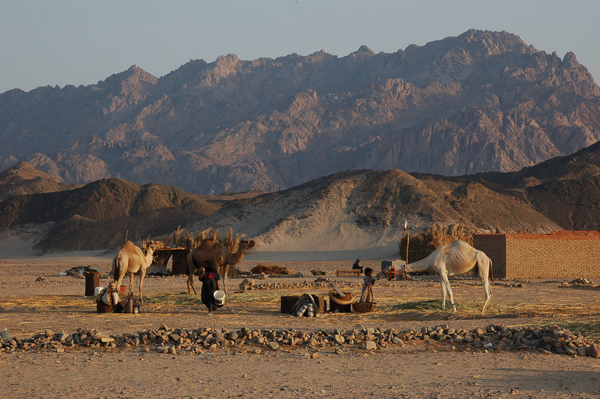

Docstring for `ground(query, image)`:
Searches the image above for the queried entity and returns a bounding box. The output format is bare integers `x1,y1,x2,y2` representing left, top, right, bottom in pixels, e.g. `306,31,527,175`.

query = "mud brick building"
473,231,600,279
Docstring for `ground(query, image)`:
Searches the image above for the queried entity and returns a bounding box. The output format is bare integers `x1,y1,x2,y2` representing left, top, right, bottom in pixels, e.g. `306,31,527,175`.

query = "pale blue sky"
1,0,599,93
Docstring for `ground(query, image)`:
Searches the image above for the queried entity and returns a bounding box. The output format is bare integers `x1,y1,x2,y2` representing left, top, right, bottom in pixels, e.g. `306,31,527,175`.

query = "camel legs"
481,278,492,314
479,270,493,314
222,265,229,294
477,255,493,314
139,270,146,303
187,275,197,295
438,270,457,313
437,273,447,309
129,273,135,296
186,252,198,295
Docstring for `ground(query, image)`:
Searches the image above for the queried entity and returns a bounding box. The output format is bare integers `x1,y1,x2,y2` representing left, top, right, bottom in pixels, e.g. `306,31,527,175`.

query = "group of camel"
111,237,493,314
111,237,256,302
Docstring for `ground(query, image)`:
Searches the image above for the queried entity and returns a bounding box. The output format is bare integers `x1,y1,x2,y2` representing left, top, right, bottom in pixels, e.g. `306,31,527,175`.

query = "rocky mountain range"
1,29,599,195
2,137,600,255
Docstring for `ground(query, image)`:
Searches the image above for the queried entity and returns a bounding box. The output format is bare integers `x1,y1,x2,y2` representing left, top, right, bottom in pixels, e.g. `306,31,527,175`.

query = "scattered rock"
365,341,377,350
588,343,600,358
334,334,345,345
239,278,256,291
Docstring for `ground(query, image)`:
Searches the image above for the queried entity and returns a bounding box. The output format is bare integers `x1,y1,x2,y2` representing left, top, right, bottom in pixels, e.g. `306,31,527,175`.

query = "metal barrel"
84,271,100,296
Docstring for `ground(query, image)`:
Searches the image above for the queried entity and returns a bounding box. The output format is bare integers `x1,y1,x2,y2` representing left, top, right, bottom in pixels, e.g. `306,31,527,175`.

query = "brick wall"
472,234,507,278
473,231,600,279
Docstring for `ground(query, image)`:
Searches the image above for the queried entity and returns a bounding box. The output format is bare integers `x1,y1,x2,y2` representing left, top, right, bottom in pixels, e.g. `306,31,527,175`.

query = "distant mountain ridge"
1,29,599,195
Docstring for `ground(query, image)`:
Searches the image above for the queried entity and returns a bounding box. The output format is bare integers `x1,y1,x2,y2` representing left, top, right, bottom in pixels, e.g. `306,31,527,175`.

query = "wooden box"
96,301,113,313
330,301,352,313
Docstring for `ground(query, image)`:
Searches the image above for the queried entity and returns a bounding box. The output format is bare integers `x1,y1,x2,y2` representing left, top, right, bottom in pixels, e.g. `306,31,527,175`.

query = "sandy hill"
0,162,78,201
187,169,560,260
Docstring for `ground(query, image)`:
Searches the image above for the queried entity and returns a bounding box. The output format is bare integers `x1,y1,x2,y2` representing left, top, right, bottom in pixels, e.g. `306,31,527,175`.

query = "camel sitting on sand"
112,240,155,303
380,240,493,313
187,238,256,294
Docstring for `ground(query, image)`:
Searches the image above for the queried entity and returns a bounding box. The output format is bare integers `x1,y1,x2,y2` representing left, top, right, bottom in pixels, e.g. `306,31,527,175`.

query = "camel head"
377,265,403,280
142,240,157,258
239,239,256,252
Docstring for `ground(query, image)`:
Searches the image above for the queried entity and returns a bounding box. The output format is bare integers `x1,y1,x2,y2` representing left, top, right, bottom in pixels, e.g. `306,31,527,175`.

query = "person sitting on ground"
359,267,376,303
352,258,363,273
199,261,221,315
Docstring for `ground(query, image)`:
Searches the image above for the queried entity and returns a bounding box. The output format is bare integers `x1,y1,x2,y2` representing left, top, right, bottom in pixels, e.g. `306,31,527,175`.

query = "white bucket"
214,290,226,306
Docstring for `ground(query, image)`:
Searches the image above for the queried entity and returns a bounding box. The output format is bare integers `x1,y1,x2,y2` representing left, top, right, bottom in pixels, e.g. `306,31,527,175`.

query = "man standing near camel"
199,261,221,315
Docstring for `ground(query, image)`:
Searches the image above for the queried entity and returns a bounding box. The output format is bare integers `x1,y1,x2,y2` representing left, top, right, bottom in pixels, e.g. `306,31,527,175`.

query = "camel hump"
199,239,216,249
121,240,136,251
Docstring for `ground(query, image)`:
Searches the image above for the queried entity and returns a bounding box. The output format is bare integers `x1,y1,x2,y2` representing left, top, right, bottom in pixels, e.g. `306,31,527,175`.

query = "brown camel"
112,240,155,303
187,238,256,294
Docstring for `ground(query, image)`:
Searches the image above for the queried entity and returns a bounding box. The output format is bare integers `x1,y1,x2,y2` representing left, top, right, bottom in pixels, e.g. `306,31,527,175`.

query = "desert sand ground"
1,253,599,399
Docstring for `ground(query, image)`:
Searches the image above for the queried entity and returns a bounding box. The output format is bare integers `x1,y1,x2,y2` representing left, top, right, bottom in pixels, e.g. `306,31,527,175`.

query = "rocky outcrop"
1,30,599,194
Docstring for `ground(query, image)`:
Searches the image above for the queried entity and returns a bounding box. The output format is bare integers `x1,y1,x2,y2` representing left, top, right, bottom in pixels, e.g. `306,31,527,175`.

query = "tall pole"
404,220,409,265
406,231,409,266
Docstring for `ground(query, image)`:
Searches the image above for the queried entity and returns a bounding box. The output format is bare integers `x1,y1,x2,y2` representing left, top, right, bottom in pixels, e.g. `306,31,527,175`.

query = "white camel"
380,240,494,313
112,240,155,303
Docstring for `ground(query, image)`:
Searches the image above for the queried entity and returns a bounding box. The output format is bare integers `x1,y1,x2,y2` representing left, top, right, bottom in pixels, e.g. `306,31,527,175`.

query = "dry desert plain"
0,253,600,399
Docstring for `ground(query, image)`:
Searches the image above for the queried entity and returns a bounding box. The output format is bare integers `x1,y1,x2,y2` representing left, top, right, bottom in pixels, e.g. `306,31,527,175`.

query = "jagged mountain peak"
1,30,599,196
349,45,376,58
304,49,335,64
100,65,158,87
458,29,531,53
214,54,240,66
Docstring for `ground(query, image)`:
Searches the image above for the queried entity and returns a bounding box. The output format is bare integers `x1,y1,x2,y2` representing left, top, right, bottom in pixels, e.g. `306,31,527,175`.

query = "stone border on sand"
1,323,599,358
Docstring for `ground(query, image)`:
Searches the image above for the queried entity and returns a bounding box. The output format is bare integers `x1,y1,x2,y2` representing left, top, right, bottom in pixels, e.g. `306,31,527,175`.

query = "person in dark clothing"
199,261,221,315
352,258,363,274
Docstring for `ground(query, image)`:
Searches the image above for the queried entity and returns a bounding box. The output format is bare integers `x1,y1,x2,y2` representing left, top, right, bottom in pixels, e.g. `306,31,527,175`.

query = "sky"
1,0,599,94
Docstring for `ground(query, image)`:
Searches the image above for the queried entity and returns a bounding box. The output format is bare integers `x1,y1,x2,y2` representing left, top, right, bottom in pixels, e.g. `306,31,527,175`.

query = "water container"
214,290,226,305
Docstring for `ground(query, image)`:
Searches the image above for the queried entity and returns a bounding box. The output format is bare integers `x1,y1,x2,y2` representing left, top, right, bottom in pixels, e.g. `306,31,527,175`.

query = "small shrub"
250,264,293,275
398,223,475,263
